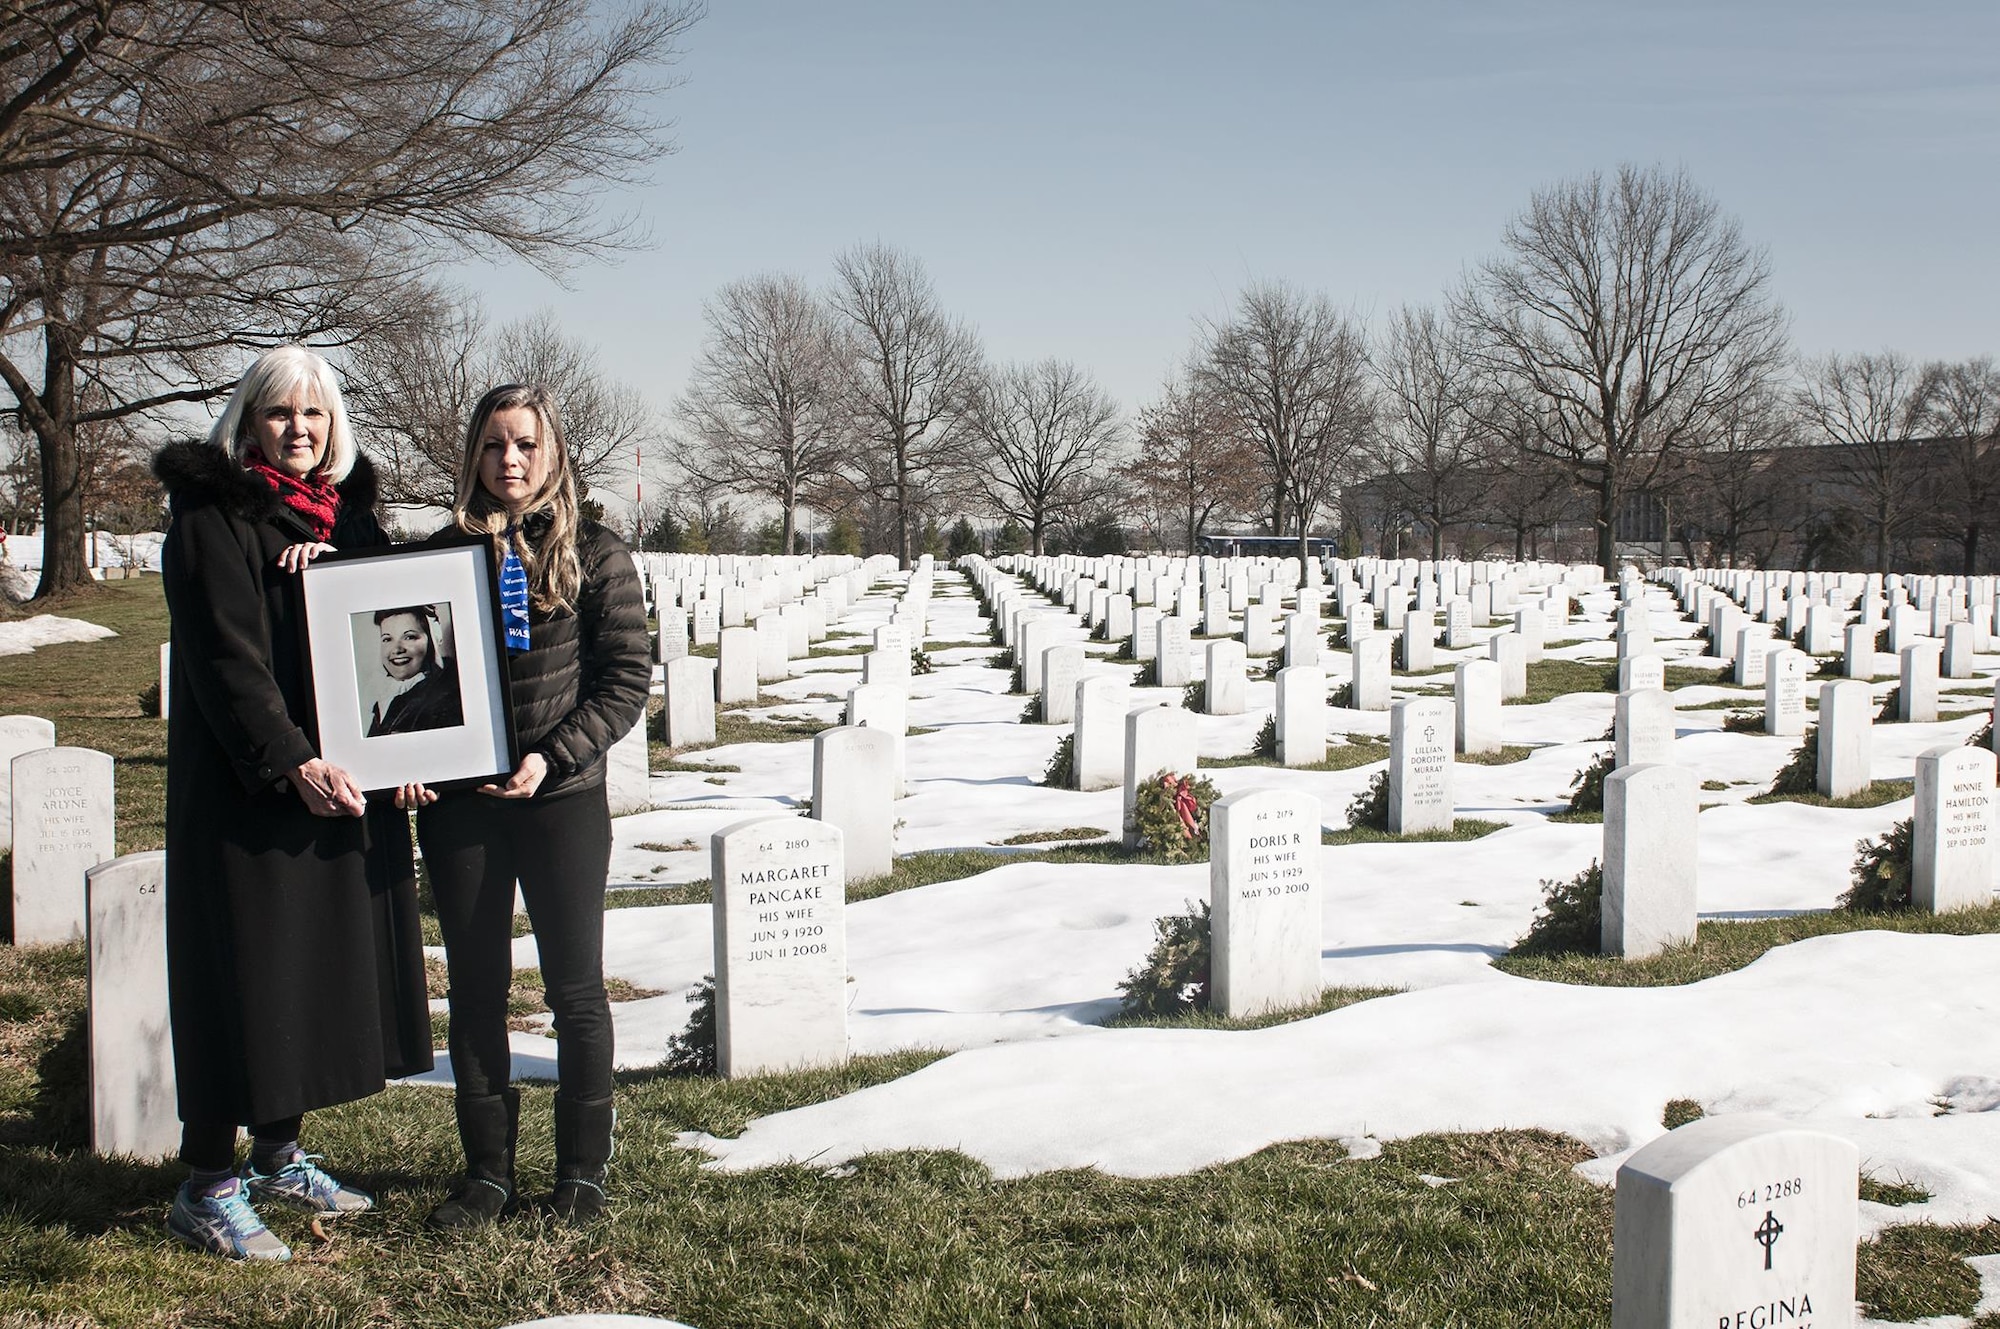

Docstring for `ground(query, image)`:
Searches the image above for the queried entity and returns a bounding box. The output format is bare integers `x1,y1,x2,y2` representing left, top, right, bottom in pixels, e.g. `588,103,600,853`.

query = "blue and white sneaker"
246,1152,374,1217
167,1179,292,1262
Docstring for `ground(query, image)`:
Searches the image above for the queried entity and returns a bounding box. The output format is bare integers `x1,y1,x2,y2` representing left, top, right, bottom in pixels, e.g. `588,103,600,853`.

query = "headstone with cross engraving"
1388,698,1454,835
1612,1115,1857,1329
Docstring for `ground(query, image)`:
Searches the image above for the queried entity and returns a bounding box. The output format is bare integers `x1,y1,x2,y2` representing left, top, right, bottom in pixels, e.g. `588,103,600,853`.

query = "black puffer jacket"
452,514,650,798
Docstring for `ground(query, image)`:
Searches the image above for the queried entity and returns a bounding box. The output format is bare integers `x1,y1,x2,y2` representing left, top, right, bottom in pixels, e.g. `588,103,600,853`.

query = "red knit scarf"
244,457,340,540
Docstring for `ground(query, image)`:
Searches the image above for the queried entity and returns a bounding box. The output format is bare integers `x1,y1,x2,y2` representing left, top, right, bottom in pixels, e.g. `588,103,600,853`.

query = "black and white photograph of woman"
357,604,465,736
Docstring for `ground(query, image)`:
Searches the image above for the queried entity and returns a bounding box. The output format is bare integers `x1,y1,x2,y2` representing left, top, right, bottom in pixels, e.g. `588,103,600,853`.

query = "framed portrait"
299,535,518,794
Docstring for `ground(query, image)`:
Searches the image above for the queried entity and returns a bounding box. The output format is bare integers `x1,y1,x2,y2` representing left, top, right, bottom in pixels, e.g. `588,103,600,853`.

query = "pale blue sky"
457,1,2000,505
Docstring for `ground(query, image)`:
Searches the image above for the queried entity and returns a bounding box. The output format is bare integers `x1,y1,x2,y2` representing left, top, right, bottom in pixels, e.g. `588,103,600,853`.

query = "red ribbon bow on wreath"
1161,774,1201,839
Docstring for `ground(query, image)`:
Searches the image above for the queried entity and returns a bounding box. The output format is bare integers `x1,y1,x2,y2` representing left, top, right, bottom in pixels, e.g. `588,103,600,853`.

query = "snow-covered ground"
17,558,2000,1326
407,570,2000,1280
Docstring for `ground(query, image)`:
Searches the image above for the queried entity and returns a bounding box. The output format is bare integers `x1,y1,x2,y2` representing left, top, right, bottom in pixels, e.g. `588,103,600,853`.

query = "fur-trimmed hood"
153,438,380,525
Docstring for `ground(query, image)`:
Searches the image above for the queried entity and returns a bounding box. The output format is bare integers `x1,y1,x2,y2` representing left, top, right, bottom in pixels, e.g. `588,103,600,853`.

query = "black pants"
180,1115,303,1171
418,784,614,1103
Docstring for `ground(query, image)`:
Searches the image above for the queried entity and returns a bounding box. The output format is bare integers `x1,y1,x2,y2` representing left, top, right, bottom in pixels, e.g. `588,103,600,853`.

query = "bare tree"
827,242,982,569
1119,370,1260,553
0,0,698,599
1454,164,1788,576
345,301,654,513
965,359,1121,556
674,274,849,554
340,288,488,509
1372,304,1488,561
1794,350,1930,574
1666,384,1796,568
1198,282,1374,567
488,310,652,507
1916,356,2000,575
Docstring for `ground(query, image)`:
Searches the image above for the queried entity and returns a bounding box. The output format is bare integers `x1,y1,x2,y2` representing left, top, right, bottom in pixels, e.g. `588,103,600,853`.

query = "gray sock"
187,1167,237,1199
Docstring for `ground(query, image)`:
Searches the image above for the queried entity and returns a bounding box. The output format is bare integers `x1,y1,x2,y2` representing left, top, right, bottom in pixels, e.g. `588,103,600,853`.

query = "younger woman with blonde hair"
401,383,649,1229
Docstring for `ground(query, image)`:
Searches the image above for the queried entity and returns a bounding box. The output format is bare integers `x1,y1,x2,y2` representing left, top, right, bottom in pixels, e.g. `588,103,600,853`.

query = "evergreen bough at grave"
136,682,160,718
910,650,933,675
1569,750,1615,813
1346,770,1390,831
662,976,717,1076
1765,726,1820,797
1877,687,1901,722
1041,732,1074,788
1182,680,1205,711
1661,1098,1704,1130
1009,662,1026,695
1969,721,1993,749
1513,861,1604,956
1130,771,1218,862
1842,818,1915,913
1262,655,1281,680
1253,714,1277,758
1117,898,1210,1017
1017,695,1041,724
1720,708,1765,734
1330,680,1354,709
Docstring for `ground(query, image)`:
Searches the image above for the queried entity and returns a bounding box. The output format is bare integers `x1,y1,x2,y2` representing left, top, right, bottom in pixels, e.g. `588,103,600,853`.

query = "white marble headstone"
1602,763,1697,960
1913,743,1996,913
811,726,895,882
711,816,848,1078
1388,698,1454,834
1210,788,1323,1019
0,714,57,850
1612,1115,1857,1329
604,715,651,816
87,851,177,1160
11,745,114,944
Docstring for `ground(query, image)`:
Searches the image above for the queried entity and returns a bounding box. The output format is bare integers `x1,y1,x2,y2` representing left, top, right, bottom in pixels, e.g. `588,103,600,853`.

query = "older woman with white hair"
152,345,432,1262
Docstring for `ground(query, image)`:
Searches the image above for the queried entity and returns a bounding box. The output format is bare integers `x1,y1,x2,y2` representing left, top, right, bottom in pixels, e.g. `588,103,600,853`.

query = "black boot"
427,1089,519,1230
548,1095,615,1224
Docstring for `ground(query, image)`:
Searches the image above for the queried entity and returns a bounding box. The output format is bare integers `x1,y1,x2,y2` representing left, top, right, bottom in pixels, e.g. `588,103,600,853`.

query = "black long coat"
154,440,433,1126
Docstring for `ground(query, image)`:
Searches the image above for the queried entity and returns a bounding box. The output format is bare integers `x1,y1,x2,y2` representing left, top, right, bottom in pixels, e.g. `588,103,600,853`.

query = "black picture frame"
299,534,518,794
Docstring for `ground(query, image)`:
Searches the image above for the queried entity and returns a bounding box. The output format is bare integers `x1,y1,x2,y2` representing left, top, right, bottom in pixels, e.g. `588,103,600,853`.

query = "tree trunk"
1030,518,1044,558
34,322,87,601
1963,525,1980,578
1594,476,1617,578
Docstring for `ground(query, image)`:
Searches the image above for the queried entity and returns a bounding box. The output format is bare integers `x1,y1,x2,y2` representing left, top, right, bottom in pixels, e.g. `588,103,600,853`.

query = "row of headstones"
1669,564,2000,662
641,567,929,803
974,555,1555,723
633,551,898,627
0,720,171,1160
995,549,1600,611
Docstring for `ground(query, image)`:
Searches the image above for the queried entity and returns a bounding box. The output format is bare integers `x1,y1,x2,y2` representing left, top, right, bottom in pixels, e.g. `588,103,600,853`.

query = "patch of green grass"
1322,818,1507,847
1544,810,1603,824
1747,778,1913,809
1456,745,1538,766
1860,1172,1933,1207
1,930,1988,1325
1663,663,1730,688
1204,737,1391,772
1858,1220,2000,1323
996,827,1109,845
1514,658,1618,704
1660,1098,1704,1130
0,580,171,854
1105,985,1401,1031
1495,901,2000,988
707,710,835,745
606,883,712,909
